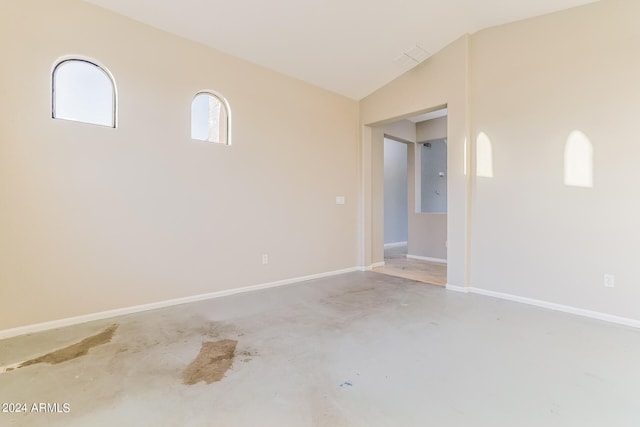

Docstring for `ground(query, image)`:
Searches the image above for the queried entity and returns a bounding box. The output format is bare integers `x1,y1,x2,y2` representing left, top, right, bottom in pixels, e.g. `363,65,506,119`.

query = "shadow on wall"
564,130,593,188
476,132,494,178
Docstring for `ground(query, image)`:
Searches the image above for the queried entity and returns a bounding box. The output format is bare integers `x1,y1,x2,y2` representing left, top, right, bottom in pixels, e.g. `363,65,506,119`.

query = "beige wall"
382,120,417,143
416,116,447,143
469,0,640,319
0,0,359,330
360,36,470,286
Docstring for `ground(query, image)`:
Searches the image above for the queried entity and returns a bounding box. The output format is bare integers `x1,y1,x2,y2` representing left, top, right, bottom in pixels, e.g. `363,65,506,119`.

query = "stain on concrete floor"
238,348,257,363
183,339,237,385
18,324,118,369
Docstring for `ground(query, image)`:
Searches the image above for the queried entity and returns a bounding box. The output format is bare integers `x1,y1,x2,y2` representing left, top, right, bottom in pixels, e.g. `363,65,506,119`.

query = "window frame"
191,90,232,145
51,56,118,128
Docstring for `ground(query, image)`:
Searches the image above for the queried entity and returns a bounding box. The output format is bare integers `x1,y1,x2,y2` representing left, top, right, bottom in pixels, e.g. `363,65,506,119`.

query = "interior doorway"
372,107,448,286
382,136,408,249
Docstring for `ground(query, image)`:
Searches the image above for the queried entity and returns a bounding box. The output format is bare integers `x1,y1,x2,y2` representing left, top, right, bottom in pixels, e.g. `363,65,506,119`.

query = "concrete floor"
1,272,640,426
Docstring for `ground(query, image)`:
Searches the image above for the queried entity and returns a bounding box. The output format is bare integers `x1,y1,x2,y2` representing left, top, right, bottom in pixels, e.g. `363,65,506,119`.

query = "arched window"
564,130,593,188
476,132,494,178
191,91,231,145
52,58,117,127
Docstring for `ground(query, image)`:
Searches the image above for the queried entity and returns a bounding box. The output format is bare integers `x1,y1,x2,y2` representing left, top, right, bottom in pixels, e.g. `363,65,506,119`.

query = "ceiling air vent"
393,44,430,70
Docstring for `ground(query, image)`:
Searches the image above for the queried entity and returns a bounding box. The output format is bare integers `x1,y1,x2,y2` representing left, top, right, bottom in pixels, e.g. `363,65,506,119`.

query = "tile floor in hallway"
1,271,639,426
373,245,447,286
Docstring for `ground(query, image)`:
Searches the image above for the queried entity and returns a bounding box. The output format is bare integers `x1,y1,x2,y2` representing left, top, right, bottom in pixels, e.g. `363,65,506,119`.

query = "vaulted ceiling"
84,0,598,100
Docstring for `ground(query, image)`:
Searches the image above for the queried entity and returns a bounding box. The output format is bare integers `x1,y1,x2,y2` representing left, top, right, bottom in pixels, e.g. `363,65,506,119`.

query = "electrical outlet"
262,254,268,265
604,274,615,288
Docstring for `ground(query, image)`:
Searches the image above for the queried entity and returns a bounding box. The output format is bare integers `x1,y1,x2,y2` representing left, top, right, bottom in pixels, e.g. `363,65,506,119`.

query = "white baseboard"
445,284,470,293
360,262,385,271
10,270,636,339
446,286,640,329
407,254,447,264
384,241,407,249
0,267,361,340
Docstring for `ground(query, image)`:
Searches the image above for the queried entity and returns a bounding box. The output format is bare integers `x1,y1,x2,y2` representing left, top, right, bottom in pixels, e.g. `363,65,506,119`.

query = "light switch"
336,196,345,205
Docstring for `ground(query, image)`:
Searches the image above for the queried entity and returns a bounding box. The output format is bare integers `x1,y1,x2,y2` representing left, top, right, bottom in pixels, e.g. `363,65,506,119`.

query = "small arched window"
52,58,117,127
191,91,231,145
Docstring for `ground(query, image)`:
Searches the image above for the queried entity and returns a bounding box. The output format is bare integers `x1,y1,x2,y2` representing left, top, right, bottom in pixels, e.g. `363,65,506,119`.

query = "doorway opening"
372,107,448,286
382,136,408,250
